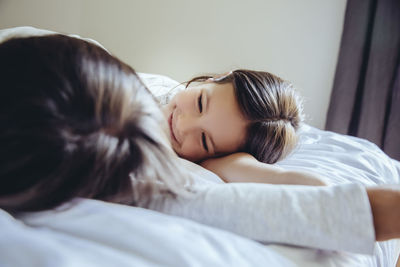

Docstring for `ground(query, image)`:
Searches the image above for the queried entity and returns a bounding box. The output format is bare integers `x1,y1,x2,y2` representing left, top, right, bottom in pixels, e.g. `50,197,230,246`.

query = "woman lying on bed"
0,32,399,254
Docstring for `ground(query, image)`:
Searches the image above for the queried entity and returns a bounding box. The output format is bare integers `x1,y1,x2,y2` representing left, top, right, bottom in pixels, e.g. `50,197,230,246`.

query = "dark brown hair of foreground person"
0,35,183,212
187,70,304,164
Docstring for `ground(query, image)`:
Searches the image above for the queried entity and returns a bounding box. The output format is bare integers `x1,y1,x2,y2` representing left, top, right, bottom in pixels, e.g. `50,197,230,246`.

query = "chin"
172,145,181,156
175,150,188,160
181,154,202,163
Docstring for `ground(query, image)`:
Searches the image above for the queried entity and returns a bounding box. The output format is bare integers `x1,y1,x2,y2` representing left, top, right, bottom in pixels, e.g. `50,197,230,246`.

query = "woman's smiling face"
162,81,248,162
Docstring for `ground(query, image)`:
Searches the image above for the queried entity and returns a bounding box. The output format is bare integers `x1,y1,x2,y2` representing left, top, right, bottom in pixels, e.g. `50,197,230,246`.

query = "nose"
176,112,200,138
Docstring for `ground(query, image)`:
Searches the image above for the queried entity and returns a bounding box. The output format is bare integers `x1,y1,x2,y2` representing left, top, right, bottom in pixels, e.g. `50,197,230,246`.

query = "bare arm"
366,186,400,241
201,152,327,186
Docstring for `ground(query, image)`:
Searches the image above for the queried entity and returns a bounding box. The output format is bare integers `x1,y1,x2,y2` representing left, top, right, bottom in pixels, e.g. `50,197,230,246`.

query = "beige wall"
0,0,347,129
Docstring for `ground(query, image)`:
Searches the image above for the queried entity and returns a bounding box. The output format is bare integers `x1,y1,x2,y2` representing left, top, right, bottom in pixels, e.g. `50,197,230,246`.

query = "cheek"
174,90,196,108
173,94,184,108
162,100,174,119
179,139,204,161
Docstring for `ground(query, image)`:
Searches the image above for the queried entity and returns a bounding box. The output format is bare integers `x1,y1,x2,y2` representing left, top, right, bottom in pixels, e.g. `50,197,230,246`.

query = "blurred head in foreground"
0,34,184,212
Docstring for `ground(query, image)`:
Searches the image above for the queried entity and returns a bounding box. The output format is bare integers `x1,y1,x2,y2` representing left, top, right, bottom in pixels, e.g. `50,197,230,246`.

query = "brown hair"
186,70,303,163
0,35,185,212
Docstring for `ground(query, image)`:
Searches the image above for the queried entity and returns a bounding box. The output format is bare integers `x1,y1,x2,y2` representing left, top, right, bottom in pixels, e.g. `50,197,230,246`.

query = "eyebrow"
204,89,218,154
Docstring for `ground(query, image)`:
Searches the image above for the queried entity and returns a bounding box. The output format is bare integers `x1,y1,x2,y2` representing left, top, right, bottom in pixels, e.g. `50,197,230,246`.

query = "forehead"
202,82,248,154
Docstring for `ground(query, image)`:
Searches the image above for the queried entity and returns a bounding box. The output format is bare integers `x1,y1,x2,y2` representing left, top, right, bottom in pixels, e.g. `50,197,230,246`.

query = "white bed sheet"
0,196,389,267
1,27,400,266
2,200,296,267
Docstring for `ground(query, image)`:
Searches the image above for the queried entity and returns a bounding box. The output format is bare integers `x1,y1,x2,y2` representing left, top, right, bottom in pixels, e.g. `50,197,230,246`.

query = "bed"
1,27,400,267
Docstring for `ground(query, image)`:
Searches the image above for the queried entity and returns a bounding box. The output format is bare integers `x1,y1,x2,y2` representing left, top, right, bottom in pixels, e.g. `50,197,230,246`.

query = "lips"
168,110,179,145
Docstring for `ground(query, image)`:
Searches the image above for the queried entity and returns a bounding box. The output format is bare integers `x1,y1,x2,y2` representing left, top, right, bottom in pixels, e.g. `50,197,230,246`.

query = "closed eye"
201,132,208,152
197,93,203,113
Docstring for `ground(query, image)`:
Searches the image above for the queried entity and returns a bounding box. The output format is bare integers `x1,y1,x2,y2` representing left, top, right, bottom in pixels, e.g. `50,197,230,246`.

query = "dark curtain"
325,0,400,161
